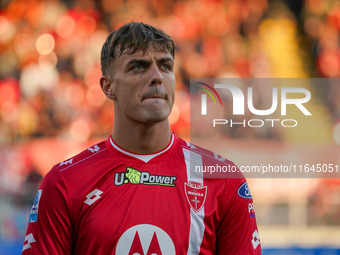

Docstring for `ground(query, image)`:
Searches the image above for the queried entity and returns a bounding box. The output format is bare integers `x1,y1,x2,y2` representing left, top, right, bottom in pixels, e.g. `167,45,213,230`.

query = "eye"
131,64,144,70
161,63,172,71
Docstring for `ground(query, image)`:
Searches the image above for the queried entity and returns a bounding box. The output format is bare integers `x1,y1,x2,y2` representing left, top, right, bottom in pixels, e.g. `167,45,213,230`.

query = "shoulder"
178,137,240,171
177,136,247,187
52,139,108,173
39,139,110,197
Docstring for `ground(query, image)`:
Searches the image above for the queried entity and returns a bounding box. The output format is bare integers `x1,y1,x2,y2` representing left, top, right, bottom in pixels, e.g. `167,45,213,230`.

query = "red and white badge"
184,181,207,213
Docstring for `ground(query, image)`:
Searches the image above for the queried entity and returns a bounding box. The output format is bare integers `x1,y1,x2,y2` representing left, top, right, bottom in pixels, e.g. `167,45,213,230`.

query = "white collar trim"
109,133,174,163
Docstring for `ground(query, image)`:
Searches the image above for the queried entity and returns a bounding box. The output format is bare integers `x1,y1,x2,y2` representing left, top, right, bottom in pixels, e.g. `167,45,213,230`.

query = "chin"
142,111,170,124
145,115,168,124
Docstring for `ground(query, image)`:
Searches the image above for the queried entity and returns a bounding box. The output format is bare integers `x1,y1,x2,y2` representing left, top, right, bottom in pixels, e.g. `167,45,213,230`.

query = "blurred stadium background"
1,0,340,254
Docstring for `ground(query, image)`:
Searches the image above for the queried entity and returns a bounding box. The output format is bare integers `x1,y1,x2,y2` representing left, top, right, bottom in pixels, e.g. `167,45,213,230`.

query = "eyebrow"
126,57,174,68
158,57,174,64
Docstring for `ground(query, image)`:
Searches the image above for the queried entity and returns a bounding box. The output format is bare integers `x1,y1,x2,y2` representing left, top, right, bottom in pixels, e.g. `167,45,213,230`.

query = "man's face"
106,47,175,125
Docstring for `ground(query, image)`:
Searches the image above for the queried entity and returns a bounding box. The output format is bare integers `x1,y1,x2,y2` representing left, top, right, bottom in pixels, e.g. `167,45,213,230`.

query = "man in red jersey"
22,22,261,254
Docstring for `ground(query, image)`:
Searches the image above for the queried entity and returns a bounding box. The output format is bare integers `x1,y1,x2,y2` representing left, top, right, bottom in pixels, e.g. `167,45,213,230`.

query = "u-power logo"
198,83,312,128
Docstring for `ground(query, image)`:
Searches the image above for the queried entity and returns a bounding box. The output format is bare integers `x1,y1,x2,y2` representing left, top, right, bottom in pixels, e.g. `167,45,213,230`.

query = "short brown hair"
100,22,175,75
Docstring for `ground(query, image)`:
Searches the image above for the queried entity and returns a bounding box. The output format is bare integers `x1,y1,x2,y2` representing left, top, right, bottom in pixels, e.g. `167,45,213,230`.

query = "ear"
99,75,116,100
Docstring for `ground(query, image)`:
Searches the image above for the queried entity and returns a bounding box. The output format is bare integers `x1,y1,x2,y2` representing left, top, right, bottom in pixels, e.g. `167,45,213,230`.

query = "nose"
149,64,163,86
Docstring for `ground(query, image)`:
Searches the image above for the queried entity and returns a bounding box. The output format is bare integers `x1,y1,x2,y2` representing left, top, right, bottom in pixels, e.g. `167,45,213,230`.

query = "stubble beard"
137,106,171,125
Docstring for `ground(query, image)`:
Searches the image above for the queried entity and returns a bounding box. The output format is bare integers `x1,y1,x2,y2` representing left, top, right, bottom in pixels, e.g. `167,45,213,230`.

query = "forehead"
115,47,173,64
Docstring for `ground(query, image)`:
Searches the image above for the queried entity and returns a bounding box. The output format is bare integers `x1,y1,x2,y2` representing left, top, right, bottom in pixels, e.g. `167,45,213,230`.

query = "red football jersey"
22,133,261,254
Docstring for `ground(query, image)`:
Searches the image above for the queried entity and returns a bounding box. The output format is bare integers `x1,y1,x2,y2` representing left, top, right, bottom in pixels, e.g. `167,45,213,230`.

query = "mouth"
142,94,167,101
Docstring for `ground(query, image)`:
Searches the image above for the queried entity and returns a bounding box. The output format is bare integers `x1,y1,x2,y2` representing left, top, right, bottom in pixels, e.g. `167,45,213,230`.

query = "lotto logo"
22,233,36,252
84,189,103,205
251,230,260,249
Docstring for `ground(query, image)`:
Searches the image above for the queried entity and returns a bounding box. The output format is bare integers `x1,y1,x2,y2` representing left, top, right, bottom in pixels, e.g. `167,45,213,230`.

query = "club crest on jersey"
114,167,177,187
184,181,207,213
28,190,42,223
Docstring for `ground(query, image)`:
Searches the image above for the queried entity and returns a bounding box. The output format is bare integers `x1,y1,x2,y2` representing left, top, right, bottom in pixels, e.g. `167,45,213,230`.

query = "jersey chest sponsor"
114,167,177,187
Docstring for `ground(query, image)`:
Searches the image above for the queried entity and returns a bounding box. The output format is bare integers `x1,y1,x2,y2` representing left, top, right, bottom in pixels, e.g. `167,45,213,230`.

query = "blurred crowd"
1,0,340,242
1,0,340,144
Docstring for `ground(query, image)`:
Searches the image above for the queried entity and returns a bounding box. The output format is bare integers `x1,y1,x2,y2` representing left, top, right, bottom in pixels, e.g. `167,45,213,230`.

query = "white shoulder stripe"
183,148,205,255
180,144,232,166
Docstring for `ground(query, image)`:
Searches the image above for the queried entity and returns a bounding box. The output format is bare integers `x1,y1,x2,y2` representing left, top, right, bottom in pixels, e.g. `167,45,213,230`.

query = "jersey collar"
108,133,176,163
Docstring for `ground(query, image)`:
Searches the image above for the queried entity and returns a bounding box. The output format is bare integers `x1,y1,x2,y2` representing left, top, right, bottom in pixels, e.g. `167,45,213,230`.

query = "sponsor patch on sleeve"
237,182,252,199
248,203,256,217
28,189,42,223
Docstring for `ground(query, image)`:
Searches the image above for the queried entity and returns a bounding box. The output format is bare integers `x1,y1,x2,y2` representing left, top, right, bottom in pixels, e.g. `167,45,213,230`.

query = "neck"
112,119,172,154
